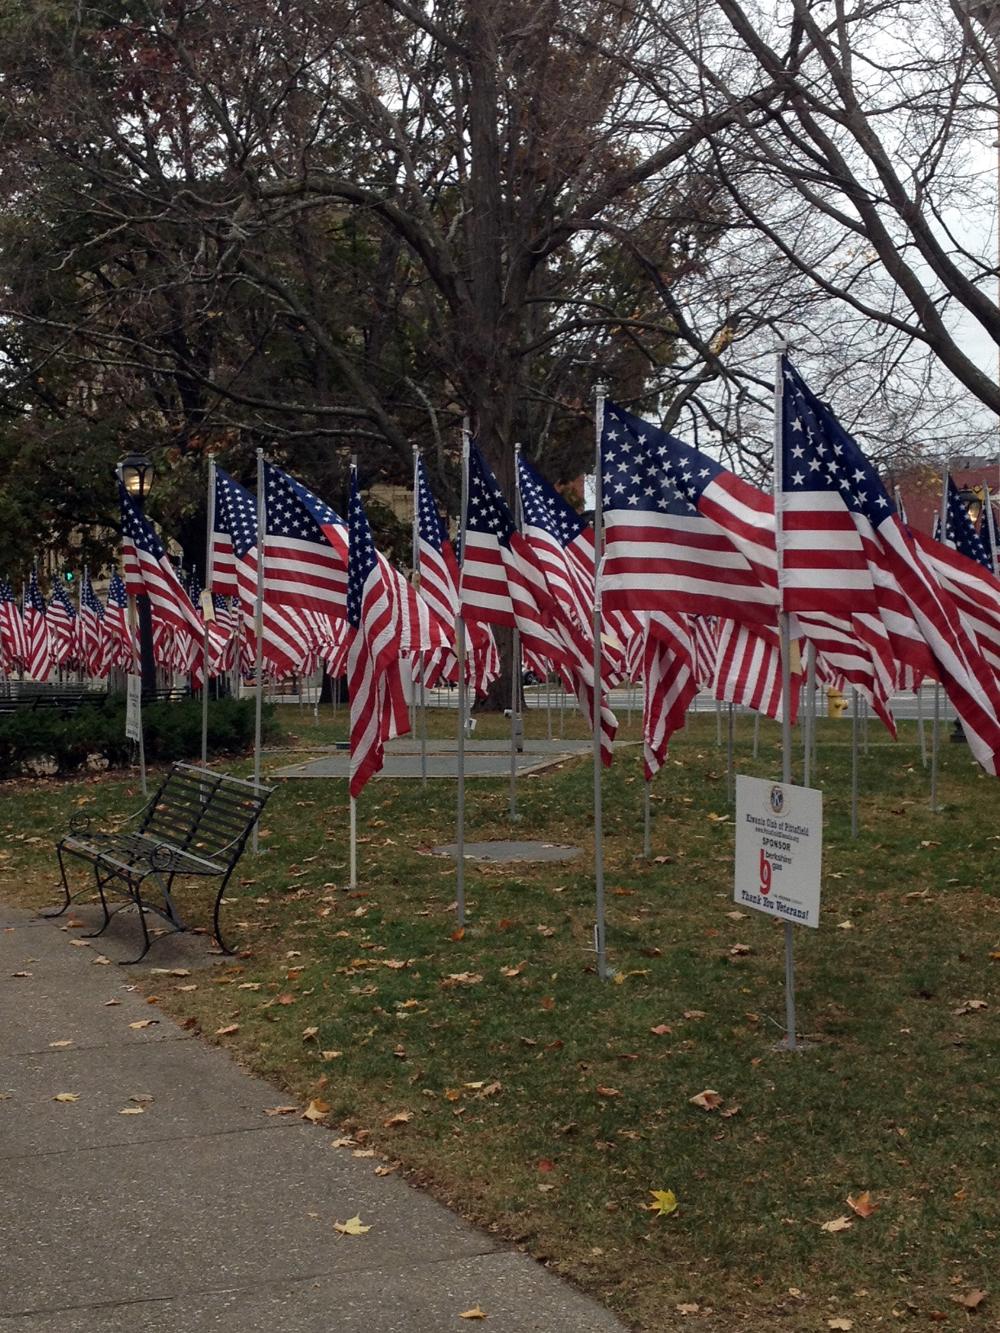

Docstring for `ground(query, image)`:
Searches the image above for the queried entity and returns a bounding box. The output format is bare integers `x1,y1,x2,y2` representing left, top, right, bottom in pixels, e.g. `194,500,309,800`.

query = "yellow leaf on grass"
459,1306,487,1320
333,1214,371,1236
828,1319,854,1330
215,1024,239,1036
321,1050,343,1060
951,1290,986,1311
52,1092,80,1103
302,1098,331,1123
649,1189,678,1217
820,1216,853,1233
302,1026,319,1042
688,1089,722,1112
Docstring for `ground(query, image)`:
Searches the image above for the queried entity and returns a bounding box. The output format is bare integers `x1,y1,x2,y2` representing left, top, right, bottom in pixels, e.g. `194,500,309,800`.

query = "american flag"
77,570,110,678
46,575,78,667
600,404,777,626
119,482,205,670
0,579,27,669
711,620,795,723
640,612,698,780
691,616,719,689
911,527,1000,684
262,462,349,623
23,568,53,680
414,455,498,698
347,471,409,797
780,357,1000,773
460,443,617,763
104,569,136,670
517,450,639,679
937,477,993,572
212,468,314,677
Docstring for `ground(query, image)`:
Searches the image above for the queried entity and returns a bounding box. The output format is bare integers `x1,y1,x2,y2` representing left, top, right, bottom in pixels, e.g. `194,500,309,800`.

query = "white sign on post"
734,776,822,929
125,673,142,742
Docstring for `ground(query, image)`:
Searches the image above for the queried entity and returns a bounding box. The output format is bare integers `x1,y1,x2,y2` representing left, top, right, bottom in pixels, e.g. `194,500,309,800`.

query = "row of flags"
7,353,1000,793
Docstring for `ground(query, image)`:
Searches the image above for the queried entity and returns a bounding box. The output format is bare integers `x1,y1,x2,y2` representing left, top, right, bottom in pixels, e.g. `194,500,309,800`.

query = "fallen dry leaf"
836,920,855,930
676,1305,700,1316
649,1024,672,1036
11,971,31,978
48,1040,73,1049
720,1104,741,1119
264,1106,298,1117
500,962,526,978
302,1098,331,1123
458,1307,487,1320
847,1191,878,1218
683,1010,706,1020
52,1092,80,1103
820,1216,853,1233
951,1290,987,1311
383,1110,413,1128
128,1019,158,1030
953,999,988,1016
441,972,483,987
215,1024,239,1036
828,1319,854,1330
321,1050,343,1060
689,1089,723,1112
119,1106,145,1116
333,1215,371,1236
649,1189,678,1217
595,1085,621,1098
729,943,752,957
302,1026,319,1042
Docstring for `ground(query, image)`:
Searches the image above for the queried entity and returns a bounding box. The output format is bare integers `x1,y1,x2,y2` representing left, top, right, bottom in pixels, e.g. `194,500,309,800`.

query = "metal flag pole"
917,685,927,767
929,463,948,812
593,383,610,980
726,702,735,803
715,698,722,746
851,688,859,838
753,709,760,760
984,483,999,578
455,423,470,927
117,467,148,797
546,672,552,741
201,457,216,765
643,778,652,858
773,345,798,1052
348,456,359,888
252,448,265,853
510,443,523,821
802,644,815,787
412,446,427,784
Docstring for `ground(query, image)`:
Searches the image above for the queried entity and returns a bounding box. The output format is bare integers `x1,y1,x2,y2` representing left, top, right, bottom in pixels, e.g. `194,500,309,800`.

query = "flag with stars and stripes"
600,404,778,626
0,579,28,670
119,482,205,673
710,620,794,723
77,570,110,678
517,451,640,680
640,612,699,780
104,569,136,670
46,575,78,668
911,522,1000,687
23,568,53,680
780,357,1000,773
211,468,315,678
414,456,498,698
937,477,993,572
347,472,409,797
262,462,350,623
460,443,618,764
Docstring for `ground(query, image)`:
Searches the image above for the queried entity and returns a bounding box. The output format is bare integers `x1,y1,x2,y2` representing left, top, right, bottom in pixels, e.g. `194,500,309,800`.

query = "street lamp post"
118,452,157,698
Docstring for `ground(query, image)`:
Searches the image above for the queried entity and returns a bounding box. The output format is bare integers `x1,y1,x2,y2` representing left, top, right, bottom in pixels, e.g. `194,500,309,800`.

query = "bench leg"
116,871,154,965
43,845,77,919
80,864,114,938
212,871,237,957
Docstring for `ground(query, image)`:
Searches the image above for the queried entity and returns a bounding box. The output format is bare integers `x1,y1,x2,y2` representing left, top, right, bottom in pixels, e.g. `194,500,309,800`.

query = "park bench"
0,686,108,715
50,763,273,963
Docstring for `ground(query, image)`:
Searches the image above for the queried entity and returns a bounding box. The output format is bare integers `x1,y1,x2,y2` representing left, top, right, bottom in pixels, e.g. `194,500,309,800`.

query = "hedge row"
0,697,276,779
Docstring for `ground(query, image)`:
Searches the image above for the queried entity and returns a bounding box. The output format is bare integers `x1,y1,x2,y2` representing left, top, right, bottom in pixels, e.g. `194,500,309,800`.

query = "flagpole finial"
594,379,608,398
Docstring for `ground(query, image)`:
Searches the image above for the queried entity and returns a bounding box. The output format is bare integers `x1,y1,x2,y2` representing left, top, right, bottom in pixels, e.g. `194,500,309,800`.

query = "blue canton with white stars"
0,580,17,606
781,358,894,523
26,568,46,614
467,444,517,542
49,576,76,619
264,463,344,543
940,477,992,571
81,572,105,619
601,402,720,516
517,454,586,547
107,570,128,611
118,481,168,558
214,470,259,558
347,473,378,629
416,457,448,552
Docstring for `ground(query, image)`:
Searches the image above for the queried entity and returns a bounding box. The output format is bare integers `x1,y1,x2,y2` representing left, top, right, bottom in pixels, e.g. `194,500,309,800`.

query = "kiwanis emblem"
769,785,785,815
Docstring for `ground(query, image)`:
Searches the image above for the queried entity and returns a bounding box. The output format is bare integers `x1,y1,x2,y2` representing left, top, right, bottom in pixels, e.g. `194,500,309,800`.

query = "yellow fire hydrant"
827,687,848,718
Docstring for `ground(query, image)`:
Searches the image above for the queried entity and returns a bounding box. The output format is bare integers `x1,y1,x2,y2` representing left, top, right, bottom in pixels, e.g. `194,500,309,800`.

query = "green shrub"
0,697,275,779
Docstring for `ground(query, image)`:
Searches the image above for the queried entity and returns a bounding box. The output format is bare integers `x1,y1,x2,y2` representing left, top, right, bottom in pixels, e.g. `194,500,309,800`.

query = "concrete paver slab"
0,1250,625,1332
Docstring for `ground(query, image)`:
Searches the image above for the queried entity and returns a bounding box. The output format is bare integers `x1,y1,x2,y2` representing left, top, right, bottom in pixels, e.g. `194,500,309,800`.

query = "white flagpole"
642,778,652,858
917,685,927,767
593,382,609,980
546,672,552,741
117,466,147,796
348,456,359,887
802,644,815,787
349,795,357,890
773,345,798,1052
510,443,523,821
455,423,470,927
851,687,859,838
252,447,265,852
201,457,216,766
753,709,760,760
412,446,427,785
726,701,735,803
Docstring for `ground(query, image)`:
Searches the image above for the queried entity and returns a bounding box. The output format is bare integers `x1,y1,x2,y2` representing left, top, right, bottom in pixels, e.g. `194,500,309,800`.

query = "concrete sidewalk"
0,901,626,1332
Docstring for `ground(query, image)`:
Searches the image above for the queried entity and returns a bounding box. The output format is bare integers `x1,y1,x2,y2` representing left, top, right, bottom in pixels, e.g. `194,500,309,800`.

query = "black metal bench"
50,763,273,963
0,688,108,716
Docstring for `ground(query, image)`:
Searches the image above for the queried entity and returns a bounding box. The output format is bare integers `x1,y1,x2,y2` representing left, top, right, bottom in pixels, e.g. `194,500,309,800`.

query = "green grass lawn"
2,703,998,1331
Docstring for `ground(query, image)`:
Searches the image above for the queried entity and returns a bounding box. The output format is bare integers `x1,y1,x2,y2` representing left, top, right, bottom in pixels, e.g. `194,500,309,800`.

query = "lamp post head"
119,452,155,506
